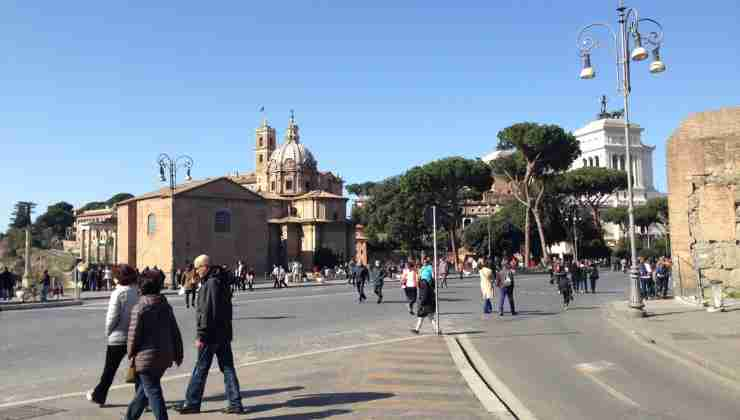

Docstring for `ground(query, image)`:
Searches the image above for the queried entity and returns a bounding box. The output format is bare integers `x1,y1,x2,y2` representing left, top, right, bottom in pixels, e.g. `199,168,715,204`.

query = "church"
114,113,354,277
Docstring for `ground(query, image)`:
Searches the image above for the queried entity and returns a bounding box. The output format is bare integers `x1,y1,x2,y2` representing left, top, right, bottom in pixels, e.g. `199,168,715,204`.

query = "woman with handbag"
124,271,184,420
479,260,495,314
86,264,140,406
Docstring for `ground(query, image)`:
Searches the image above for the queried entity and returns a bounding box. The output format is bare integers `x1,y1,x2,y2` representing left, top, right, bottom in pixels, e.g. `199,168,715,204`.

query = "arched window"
147,214,156,235
588,157,593,167
286,180,293,191
258,154,263,163
214,210,231,233
582,159,587,167
595,156,600,167
258,137,263,147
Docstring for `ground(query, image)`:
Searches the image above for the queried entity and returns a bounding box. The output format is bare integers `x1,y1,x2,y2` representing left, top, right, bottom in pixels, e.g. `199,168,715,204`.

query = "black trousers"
356,280,366,301
91,344,128,404
185,289,196,307
589,277,597,293
657,276,669,297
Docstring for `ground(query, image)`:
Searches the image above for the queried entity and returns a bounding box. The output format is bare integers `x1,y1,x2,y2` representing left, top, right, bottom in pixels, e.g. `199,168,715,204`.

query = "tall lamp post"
577,0,666,317
158,154,194,290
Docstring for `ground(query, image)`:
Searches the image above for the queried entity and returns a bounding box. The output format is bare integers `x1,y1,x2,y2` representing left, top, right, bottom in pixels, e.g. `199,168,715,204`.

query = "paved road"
1,271,738,419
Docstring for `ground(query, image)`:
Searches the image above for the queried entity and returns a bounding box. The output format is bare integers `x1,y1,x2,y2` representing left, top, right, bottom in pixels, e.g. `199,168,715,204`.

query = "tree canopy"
9,202,36,229
78,192,133,212
553,167,627,229
34,201,75,240
491,122,581,266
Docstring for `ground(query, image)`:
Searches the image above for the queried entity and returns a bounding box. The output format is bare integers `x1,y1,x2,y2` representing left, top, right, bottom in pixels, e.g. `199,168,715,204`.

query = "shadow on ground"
243,392,394,417
234,316,297,321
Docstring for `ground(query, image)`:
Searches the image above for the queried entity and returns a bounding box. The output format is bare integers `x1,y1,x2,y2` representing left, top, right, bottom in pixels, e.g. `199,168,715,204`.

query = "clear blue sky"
1,1,739,230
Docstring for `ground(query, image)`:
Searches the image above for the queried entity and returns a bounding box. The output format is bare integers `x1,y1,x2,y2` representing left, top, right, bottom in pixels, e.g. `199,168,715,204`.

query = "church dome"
268,141,317,171
267,113,317,172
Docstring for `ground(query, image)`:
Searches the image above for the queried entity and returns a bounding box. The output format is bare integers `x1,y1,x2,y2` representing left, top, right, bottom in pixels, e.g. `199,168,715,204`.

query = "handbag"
125,360,136,384
178,286,185,296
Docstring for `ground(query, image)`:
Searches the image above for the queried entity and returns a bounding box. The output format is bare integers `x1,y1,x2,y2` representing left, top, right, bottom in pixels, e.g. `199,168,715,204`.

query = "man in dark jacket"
356,263,368,303
0,267,10,300
369,260,387,304
177,255,244,415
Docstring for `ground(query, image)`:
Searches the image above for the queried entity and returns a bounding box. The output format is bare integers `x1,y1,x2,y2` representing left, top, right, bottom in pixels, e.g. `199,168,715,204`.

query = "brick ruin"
667,107,740,293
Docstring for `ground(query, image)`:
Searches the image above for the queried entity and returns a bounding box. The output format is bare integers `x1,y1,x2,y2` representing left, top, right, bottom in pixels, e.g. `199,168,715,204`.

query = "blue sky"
1,1,739,230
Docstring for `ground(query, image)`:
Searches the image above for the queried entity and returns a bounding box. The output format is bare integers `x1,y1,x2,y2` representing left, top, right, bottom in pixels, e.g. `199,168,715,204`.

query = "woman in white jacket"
86,265,140,406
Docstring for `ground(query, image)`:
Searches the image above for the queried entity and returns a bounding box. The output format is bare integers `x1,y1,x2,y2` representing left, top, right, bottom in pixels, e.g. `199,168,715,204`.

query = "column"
86,229,92,264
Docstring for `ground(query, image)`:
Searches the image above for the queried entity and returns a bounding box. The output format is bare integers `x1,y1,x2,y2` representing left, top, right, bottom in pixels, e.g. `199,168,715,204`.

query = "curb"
447,334,540,420
605,302,740,388
0,300,83,311
445,335,515,419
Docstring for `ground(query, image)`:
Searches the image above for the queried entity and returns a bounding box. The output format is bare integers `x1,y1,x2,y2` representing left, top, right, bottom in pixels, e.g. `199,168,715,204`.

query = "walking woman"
124,271,183,420
479,260,495,314
183,264,197,309
411,258,438,334
87,265,140,406
402,262,418,315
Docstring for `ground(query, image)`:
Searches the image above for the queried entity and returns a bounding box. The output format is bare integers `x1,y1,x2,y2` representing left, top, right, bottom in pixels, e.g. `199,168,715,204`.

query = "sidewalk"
1,336,490,419
606,298,740,384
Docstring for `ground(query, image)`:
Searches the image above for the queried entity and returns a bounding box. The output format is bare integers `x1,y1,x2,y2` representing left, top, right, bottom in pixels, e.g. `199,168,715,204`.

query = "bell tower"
255,118,276,175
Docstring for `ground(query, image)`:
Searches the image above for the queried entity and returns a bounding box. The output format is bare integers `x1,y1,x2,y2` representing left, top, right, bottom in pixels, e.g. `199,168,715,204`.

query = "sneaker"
175,405,201,415
222,407,245,414
410,329,419,335
85,390,103,406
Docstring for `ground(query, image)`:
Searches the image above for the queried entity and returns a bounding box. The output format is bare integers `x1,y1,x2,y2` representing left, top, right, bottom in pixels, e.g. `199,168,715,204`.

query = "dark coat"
127,294,183,373
196,267,233,344
0,270,10,288
417,279,436,317
369,266,386,288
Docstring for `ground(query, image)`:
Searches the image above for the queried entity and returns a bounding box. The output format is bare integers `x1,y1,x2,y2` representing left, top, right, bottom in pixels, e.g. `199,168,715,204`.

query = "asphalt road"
1,271,738,419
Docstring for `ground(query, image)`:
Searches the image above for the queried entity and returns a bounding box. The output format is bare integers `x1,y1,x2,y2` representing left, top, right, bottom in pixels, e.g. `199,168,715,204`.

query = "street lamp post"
577,0,666,317
158,153,194,291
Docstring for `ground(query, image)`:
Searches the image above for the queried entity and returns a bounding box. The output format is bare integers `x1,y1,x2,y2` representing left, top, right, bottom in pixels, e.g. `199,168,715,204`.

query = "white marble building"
572,117,662,207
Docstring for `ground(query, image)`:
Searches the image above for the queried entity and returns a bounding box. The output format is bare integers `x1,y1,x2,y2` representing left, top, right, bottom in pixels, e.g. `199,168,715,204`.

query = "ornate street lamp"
157,153,194,290
577,0,666,317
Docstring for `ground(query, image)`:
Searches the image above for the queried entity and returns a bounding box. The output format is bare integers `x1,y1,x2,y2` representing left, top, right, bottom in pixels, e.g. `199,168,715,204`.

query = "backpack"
656,265,667,277
503,270,514,287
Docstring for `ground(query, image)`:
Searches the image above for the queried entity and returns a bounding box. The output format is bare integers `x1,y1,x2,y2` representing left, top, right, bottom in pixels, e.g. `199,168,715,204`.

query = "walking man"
495,261,517,316
272,265,280,289
177,255,244,415
1,266,11,300
369,260,386,304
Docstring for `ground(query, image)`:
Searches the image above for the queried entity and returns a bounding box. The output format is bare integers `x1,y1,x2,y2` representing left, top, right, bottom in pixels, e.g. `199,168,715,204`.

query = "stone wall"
667,107,740,292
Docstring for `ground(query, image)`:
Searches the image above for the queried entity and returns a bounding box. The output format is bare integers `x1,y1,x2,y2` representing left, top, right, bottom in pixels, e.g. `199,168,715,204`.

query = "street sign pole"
433,205,440,335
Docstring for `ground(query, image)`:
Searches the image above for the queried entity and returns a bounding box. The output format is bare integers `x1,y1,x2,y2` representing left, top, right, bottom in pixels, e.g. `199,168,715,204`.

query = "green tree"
9,201,36,229
401,157,492,268
107,193,134,206
346,182,377,197
491,123,581,266
554,167,627,230
634,204,658,248
462,215,524,262
601,206,629,240
34,201,74,240
77,201,107,212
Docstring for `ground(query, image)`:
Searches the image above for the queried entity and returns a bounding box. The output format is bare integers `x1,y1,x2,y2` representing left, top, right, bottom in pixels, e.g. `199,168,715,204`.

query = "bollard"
707,280,725,313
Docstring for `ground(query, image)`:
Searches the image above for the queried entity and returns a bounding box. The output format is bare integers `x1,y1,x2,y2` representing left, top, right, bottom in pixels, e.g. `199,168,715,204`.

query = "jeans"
639,277,650,297
404,287,417,312
41,286,49,302
483,298,493,314
125,370,167,420
374,284,383,302
184,342,243,410
497,286,515,314
91,344,128,404
589,277,597,293
657,275,669,297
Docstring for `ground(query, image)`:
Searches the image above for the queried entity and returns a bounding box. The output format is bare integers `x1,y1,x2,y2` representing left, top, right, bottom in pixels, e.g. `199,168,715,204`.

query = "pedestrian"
87,264,141,407
401,262,418,315
177,255,244,415
40,270,51,302
279,265,288,288
356,263,368,303
1,266,10,300
438,258,449,288
246,266,255,291
272,265,280,289
655,258,670,299
103,265,113,291
495,261,517,316
234,261,245,292
89,267,98,293
369,260,386,304
182,264,197,309
124,270,184,420
479,260,495,314
588,261,599,294
555,262,572,310
411,257,438,334
638,257,652,299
